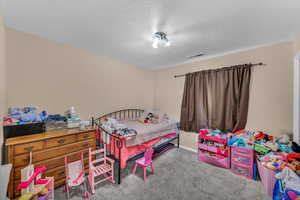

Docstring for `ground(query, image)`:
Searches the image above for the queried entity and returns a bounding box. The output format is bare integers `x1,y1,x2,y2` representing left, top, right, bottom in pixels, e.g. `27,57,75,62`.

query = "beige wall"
6,28,154,120
3,26,297,152
0,16,6,162
294,33,300,55
154,41,294,150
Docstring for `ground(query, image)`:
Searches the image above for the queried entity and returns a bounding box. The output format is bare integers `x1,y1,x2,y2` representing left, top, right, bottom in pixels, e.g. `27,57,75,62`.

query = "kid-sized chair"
88,148,115,194
132,148,155,182
64,152,90,199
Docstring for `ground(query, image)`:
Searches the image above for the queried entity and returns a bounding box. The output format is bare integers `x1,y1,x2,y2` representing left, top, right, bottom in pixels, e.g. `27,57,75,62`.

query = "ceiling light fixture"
152,32,171,48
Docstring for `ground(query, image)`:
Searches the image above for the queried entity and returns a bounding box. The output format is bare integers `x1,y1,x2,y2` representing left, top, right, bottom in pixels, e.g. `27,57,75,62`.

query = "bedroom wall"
294,33,300,55
154,41,294,150
0,16,6,163
6,28,154,120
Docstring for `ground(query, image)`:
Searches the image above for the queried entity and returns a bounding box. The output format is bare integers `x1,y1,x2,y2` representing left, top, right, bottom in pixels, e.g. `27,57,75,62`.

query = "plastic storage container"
257,159,277,197
198,150,230,168
230,146,255,179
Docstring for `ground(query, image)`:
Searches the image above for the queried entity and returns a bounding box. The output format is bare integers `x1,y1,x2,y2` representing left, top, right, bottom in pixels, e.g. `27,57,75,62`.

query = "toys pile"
229,130,295,156
3,107,48,126
198,129,231,169
228,129,300,199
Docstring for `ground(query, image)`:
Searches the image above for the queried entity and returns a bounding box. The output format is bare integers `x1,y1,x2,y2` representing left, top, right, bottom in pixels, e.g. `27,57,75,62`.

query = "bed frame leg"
118,145,121,184
176,123,180,148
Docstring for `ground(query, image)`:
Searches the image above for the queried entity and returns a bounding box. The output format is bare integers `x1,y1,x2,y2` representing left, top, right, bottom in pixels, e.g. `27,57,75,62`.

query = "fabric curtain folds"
180,64,252,132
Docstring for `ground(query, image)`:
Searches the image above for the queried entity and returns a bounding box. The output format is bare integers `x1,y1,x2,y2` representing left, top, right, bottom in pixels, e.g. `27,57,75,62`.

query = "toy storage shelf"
198,130,230,169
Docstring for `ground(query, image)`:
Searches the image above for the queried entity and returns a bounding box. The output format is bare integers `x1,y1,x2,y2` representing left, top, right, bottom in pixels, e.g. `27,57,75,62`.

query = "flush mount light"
152,32,171,48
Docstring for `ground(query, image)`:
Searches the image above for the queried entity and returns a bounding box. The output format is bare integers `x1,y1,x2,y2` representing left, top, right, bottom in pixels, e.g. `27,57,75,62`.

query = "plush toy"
145,112,154,121
139,112,154,124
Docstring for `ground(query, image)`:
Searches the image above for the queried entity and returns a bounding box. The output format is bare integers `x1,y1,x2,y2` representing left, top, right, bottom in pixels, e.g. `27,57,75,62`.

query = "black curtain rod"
174,62,266,78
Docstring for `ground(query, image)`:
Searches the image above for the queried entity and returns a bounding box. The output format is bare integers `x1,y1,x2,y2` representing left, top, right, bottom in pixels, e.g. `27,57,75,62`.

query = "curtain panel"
180,64,252,132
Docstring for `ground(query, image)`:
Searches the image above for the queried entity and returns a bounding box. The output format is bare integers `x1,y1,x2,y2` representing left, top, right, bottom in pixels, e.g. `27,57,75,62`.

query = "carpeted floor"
55,148,271,200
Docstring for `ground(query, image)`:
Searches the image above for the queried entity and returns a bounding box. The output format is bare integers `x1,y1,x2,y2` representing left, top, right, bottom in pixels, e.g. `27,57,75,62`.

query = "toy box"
198,129,230,169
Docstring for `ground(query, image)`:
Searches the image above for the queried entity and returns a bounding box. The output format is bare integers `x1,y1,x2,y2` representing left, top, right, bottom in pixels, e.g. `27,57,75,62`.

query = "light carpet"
55,148,271,200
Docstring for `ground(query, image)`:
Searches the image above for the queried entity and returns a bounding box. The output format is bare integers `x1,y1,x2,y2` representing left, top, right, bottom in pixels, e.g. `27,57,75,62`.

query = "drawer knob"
57,139,65,144
24,146,33,151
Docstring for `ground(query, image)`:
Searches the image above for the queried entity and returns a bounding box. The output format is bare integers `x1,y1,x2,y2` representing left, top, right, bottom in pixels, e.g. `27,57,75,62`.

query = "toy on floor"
88,147,115,194
132,148,155,182
17,167,54,200
17,166,47,189
17,152,54,200
64,152,90,199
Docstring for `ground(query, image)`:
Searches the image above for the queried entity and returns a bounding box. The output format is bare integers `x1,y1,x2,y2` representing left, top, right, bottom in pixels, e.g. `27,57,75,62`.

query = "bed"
93,109,180,184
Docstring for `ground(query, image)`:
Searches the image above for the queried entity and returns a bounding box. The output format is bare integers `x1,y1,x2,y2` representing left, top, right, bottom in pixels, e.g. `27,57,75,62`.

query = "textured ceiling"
3,0,300,69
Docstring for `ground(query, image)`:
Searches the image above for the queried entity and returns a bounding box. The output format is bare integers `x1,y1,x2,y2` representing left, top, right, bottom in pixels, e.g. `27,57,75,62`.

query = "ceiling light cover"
152,32,171,48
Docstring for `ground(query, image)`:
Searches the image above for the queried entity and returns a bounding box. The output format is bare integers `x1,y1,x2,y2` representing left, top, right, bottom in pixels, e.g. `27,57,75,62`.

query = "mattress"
118,119,178,147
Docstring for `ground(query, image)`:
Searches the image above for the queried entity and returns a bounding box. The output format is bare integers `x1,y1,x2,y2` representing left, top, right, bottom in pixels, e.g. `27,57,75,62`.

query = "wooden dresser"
5,127,97,199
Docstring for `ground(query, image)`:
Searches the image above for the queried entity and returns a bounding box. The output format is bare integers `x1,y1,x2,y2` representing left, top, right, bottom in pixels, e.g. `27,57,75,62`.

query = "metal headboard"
93,109,144,126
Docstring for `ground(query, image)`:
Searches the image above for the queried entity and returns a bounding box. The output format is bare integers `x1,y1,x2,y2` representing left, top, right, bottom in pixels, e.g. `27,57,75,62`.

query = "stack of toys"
4,107,48,126
198,129,231,169
228,129,300,198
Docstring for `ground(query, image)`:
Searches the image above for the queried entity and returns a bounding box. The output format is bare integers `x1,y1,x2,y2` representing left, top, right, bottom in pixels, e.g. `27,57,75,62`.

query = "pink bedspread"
100,131,177,168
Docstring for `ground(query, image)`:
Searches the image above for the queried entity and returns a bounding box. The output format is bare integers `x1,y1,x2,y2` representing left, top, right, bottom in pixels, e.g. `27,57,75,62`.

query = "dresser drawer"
14,139,95,167
14,141,44,155
46,134,77,148
78,131,95,141
45,166,66,181
44,159,89,181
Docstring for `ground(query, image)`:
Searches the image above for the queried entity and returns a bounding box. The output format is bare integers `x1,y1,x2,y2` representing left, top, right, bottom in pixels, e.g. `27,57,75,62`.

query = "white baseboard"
179,145,197,153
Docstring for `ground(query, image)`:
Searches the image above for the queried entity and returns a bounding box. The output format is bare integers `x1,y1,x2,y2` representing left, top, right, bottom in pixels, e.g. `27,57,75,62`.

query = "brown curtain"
180,64,252,132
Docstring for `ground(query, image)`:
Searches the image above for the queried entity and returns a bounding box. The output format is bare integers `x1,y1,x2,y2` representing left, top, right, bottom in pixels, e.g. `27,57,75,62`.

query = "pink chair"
88,148,115,194
132,148,155,182
64,152,90,199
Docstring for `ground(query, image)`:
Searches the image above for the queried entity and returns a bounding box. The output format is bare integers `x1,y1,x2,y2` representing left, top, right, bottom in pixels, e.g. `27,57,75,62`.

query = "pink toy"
132,148,155,182
64,152,90,199
198,129,230,169
88,148,115,194
17,165,46,189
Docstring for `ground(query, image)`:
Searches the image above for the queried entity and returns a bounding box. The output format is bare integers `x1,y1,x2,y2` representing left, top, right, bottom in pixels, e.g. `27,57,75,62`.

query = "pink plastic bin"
198,143,229,156
198,150,230,169
231,162,253,179
256,159,277,197
230,146,254,179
